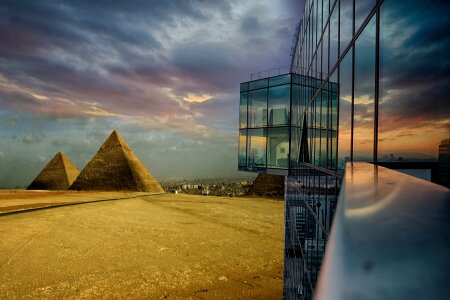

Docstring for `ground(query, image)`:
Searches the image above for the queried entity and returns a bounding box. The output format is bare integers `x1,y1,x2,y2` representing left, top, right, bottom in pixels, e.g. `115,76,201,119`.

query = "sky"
0,0,304,187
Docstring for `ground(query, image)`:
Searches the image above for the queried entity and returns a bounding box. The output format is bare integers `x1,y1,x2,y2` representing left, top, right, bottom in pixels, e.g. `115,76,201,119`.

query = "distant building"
439,139,450,188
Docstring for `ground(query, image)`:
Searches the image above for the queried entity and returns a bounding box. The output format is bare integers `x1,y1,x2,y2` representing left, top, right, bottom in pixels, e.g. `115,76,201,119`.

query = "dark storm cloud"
0,0,297,125
241,16,261,34
377,0,450,132
0,0,300,185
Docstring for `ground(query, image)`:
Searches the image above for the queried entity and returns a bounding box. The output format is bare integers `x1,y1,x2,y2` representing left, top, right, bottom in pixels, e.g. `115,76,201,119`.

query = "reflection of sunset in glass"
249,136,266,149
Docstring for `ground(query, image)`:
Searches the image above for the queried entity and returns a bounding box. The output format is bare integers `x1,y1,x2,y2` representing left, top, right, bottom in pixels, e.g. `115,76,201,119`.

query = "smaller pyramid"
27,152,80,190
69,131,164,192
248,173,285,196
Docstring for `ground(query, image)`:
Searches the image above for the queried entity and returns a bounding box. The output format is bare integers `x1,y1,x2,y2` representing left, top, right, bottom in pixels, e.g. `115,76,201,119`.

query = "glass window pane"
321,89,328,129
311,2,316,49
316,39,322,77
247,128,266,167
321,27,328,77
267,127,290,169
379,0,450,169
340,0,353,54
269,85,291,126
249,78,268,90
323,0,330,29
317,0,323,36
329,70,339,169
240,82,248,92
249,89,267,128
353,15,376,161
355,0,376,33
239,129,247,166
290,126,301,169
338,50,352,170
330,3,339,71
314,93,321,129
292,84,302,126
239,92,247,128
269,74,291,86
318,129,328,167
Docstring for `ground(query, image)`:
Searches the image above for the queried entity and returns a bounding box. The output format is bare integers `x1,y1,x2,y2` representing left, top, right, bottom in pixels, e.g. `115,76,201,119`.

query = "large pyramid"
69,131,164,192
27,152,80,190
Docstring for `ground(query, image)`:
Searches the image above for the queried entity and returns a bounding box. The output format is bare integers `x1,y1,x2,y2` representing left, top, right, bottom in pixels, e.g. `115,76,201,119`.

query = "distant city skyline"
0,0,303,187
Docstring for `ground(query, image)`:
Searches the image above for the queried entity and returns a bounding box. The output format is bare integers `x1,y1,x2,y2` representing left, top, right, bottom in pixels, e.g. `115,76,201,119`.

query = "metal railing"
249,65,328,81
250,65,292,81
284,163,342,299
315,162,450,300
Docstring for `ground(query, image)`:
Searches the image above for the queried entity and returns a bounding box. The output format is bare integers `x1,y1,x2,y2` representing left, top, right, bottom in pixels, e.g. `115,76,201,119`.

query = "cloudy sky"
0,0,303,187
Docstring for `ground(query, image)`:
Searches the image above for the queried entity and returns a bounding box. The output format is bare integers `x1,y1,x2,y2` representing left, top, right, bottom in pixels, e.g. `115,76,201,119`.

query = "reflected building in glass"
238,0,449,299
239,73,338,175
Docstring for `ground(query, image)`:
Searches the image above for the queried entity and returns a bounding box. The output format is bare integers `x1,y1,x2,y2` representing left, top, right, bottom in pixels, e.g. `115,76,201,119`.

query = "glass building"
238,0,449,299
239,73,338,175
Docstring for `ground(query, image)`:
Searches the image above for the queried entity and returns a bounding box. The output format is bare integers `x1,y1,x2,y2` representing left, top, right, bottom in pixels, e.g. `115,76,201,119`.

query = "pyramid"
248,173,285,196
69,131,164,192
27,152,80,190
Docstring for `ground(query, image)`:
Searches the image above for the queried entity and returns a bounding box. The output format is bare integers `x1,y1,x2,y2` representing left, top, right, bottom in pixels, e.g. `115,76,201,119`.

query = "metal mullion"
374,4,380,162
350,0,355,161
265,85,269,169
335,0,341,169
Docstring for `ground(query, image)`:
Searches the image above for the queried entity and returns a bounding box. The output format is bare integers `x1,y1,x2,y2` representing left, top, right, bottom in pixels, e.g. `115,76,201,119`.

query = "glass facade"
239,74,337,175
239,0,449,298
290,0,449,168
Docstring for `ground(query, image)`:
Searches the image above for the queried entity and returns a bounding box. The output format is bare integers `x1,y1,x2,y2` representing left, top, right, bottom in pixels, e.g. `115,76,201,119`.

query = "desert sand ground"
0,191,284,299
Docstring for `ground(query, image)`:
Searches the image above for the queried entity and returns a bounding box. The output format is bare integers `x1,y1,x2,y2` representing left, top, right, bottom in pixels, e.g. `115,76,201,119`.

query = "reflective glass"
338,51,352,170
317,0,322,38
248,89,267,127
379,0,450,163
292,84,302,125
249,78,268,90
313,2,317,48
323,0,330,29
239,129,247,166
329,71,339,168
240,82,248,92
323,25,330,76
290,126,301,169
269,74,291,86
330,2,339,71
308,114,314,160
355,0,376,33
321,89,328,129
318,128,328,167
268,85,291,126
314,93,321,129
316,39,322,76
340,0,353,54
353,15,375,161
239,92,247,128
267,127,290,168
247,128,266,167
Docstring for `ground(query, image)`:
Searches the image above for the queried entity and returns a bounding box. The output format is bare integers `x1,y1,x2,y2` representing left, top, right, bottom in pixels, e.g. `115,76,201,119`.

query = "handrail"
249,65,329,81
316,162,450,300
